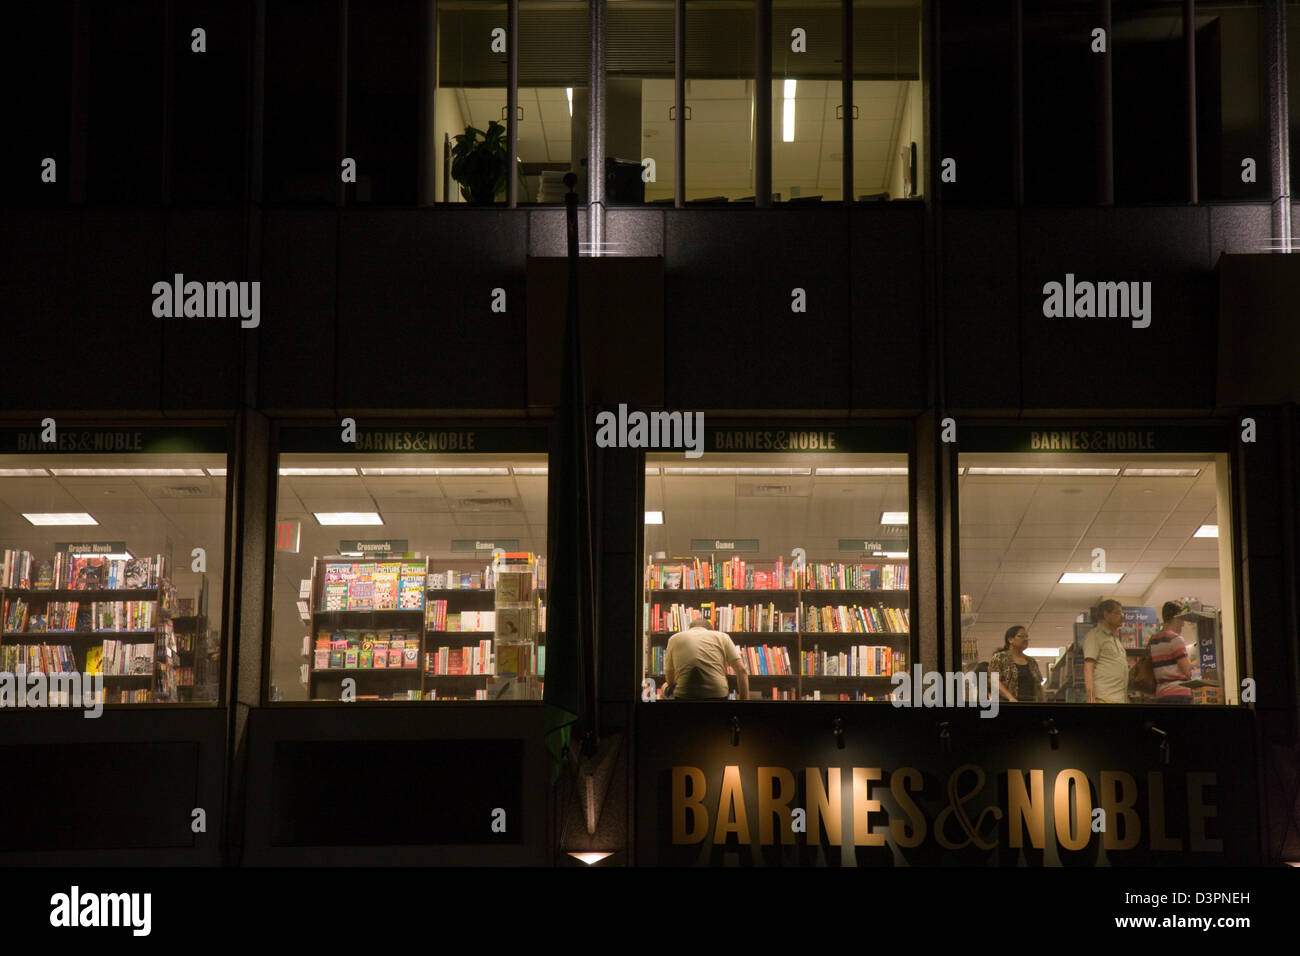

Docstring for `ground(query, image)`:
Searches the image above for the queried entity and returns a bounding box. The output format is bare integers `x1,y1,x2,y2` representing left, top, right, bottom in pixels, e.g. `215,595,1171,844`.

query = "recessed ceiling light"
645,511,664,524
1194,524,1218,538
511,467,548,476
0,468,49,476
814,467,908,476
966,467,1120,476
23,513,99,526
1123,468,1201,477
280,467,357,476
50,468,207,477
1058,572,1124,584
645,467,660,475
661,467,811,476
206,467,228,477
313,512,383,525
567,851,613,865
359,467,511,476
880,512,908,524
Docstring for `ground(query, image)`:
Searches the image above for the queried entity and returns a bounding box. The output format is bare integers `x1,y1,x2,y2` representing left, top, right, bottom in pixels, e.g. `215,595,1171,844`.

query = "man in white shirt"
665,615,750,700
1084,599,1130,703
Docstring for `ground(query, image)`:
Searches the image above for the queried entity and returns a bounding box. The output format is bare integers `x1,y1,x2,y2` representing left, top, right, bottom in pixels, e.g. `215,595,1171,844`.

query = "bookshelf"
306,554,548,702
643,557,910,701
0,550,179,705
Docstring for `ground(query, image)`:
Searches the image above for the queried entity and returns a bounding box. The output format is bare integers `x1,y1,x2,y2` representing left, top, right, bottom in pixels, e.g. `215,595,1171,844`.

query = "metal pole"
754,0,772,206
588,0,607,252
508,0,519,206
841,0,852,204
1265,0,1292,251
1184,0,1197,203
1097,0,1113,204
675,0,685,207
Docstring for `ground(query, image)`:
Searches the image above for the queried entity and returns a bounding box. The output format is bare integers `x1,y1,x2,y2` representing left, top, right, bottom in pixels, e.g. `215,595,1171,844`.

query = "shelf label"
690,539,759,552
451,539,519,553
56,541,128,555
339,539,408,555
839,539,885,552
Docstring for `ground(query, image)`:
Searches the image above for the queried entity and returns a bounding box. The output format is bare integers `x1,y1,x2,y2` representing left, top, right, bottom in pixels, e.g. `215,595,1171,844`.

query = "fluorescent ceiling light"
0,468,49,476
23,513,98,526
965,467,1121,476
661,467,811,476
781,97,795,142
206,467,227,476
280,467,357,476
645,511,664,524
358,467,510,476
1194,524,1218,538
645,467,660,475
511,467,548,476
339,551,363,557
568,851,613,865
314,512,383,525
871,551,909,559
815,467,908,476
784,78,797,98
1025,648,1062,658
1123,468,1200,477
566,87,573,116
51,468,206,477
72,551,132,560
1058,572,1124,584
880,512,908,524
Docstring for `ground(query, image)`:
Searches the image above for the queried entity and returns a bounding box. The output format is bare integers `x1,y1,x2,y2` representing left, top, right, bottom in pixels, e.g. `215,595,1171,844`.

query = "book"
496,571,533,604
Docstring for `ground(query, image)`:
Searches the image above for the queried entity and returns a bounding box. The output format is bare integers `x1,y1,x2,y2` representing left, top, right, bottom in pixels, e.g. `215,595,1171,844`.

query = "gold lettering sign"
1147,772,1183,851
672,766,708,844
890,768,927,847
852,768,885,847
805,767,842,846
1007,769,1046,849
757,767,796,845
714,765,751,845
1099,771,1140,851
1052,769,1092,851
1186,772,1223,853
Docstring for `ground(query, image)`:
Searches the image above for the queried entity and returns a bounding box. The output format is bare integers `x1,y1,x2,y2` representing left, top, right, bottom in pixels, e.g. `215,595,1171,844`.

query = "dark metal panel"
664,210,851,409
258,211,339,410
334,210,528,409
942,208,1020,411
850,204,926,410
162,211,245,411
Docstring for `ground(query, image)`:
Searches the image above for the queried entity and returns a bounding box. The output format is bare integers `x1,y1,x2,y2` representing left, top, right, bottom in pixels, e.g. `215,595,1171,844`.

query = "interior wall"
435,87,467,202
888,79,923,199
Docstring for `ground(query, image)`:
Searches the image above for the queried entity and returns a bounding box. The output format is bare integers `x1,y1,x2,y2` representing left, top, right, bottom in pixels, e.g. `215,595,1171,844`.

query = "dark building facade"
1,0,1298,868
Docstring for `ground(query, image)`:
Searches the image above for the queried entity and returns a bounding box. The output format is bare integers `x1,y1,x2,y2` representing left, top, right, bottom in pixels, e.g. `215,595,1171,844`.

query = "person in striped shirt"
1149,601,1193,703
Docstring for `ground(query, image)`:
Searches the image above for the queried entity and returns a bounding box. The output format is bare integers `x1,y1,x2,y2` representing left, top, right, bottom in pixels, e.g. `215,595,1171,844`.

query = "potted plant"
450,120,516,204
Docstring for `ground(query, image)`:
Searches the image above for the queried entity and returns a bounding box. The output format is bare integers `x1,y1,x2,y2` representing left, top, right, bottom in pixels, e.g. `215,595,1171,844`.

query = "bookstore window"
643,445,910,701
958,447,1238,706
0,439,228,708
853,0,922,201
270,445,547,703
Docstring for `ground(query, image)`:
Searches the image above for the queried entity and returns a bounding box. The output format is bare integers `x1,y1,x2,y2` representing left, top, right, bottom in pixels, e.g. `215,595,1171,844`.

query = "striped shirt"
1149,629,1191,700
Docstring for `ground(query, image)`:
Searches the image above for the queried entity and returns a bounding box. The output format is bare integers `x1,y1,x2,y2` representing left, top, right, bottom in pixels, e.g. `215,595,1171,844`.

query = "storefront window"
270,426,547,703
643,427,910,701
958,428,1238,705
0,427,228,709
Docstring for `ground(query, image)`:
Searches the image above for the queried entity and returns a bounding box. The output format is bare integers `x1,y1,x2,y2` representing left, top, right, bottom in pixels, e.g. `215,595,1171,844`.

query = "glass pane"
644,450,911,701
347,0,420,204
265,0,340,203
685,0,756,202
0,443,228,708
609,0,675,203
1114,1,1190,202
438,1,509,203
772,1,842,203
958,450,1238,705
270,451,548,702
520,0,588,203
853,0,922,201
1195,2,1269,201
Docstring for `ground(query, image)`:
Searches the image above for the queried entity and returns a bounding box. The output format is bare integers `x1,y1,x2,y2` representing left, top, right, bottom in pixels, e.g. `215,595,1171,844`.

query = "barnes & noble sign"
280,427,547,454
2,428,227,454
966,425,1227,454
706,426,907,454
